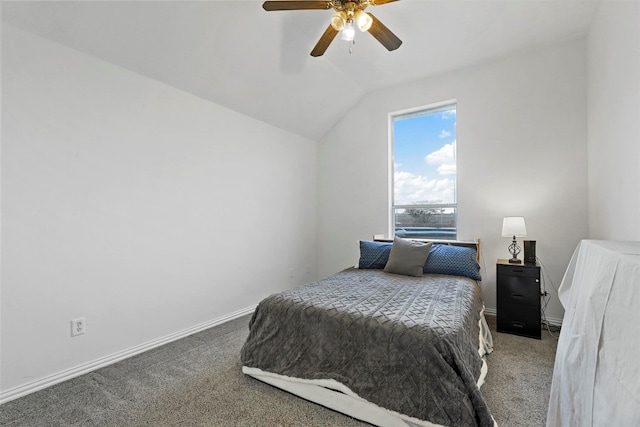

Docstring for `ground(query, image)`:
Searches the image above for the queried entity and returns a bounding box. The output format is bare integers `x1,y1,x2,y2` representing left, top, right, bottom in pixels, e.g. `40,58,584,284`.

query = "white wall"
1,25,317,396
318,39,589,322
587,1,640,240
7,0,636,402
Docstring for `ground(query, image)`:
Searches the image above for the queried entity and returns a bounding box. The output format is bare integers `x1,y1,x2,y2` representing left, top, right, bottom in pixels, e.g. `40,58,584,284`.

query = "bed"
241,238,495,427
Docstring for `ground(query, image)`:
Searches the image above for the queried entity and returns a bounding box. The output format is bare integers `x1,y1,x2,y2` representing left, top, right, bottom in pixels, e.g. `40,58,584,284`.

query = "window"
390,102,457,240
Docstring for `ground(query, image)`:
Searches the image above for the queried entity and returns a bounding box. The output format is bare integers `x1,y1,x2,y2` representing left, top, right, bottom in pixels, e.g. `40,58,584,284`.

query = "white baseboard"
484,307,497,317
0,305,257,405
483,307,563,327
542,316,563,327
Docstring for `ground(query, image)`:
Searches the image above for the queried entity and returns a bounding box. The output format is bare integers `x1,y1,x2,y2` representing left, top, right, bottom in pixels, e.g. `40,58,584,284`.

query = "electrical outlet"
71,318,86,337
289,268,294,278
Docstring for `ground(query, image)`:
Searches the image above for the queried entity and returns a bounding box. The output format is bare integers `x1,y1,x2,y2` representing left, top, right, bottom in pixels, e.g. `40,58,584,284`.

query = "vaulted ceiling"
2,0,600,141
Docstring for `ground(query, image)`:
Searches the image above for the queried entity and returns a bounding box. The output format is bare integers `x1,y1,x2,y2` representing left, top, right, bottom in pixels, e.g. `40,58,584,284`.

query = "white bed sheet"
547,240,640,426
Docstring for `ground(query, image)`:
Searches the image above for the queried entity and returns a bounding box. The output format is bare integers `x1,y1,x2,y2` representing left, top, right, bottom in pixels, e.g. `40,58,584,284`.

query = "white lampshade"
330,12,346,31
354,10,373,32
502,217,527,237
341,20,355,41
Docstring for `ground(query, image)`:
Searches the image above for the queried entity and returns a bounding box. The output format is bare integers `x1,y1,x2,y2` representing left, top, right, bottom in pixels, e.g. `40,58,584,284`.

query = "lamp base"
507,237,522,265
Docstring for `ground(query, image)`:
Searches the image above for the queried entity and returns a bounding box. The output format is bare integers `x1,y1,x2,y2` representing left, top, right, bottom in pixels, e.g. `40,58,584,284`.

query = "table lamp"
502,217,527,264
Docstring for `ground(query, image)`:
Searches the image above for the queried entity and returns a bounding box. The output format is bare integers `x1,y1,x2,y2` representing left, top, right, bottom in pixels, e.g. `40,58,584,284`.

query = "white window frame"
388,100,458,240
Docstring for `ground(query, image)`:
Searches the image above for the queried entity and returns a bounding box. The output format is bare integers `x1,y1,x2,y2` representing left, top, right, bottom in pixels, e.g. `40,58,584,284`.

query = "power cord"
536,255,561,339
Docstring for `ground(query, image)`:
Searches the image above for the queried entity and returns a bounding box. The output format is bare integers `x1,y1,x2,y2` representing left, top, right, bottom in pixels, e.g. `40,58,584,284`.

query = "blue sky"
393,107,456,205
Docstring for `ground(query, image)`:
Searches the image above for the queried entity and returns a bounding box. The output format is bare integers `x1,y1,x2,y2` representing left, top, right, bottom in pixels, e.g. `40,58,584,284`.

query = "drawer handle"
511,321,525,329
511,293,525,299
513,269,524,273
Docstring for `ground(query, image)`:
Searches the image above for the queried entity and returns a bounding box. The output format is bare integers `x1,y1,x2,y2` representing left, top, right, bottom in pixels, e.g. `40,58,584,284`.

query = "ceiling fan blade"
369,0,399,5
367,13,402,51
262,1,332,11
310,24,339,57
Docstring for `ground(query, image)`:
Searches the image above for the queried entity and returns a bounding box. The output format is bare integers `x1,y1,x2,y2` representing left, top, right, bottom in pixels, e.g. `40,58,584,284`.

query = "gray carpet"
1,314,558,426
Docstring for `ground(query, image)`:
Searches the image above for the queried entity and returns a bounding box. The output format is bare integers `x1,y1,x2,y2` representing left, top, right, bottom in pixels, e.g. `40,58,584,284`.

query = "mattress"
241,268,495,426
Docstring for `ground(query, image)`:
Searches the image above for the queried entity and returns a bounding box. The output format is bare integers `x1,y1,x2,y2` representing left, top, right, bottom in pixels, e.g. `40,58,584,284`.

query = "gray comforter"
240,268,494,426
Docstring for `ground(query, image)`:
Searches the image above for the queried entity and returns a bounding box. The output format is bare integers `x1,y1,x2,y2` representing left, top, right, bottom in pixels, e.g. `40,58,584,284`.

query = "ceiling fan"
262,0,402,57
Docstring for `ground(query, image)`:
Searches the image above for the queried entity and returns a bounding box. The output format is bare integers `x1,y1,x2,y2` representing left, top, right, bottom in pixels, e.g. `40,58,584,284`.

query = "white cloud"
437,163,457,175
439,129,451,139
426,140,456,176
441,110,457,119
394,171,454,205
394,141,457,205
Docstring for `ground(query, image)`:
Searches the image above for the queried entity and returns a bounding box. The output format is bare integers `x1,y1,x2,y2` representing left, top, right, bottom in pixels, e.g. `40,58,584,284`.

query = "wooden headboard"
373,236,481,263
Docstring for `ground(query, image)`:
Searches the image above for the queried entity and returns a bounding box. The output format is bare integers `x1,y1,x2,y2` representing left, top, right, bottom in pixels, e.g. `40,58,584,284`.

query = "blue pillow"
358,241,392,269
423,244,481,281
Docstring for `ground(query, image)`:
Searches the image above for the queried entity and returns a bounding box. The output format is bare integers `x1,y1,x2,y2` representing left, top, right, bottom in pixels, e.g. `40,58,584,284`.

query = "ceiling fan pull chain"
349,39,355,54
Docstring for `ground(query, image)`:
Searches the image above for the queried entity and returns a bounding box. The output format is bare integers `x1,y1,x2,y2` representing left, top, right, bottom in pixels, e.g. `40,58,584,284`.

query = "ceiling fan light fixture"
261,0,403,57
330,11,346,31
340,20,355,41
354,10,372,32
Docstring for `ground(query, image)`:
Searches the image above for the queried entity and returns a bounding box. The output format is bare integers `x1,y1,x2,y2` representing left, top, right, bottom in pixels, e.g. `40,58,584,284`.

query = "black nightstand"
496,259,541,339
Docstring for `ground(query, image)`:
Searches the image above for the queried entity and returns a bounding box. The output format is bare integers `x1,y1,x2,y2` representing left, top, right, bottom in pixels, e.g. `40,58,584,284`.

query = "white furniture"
547,240,640,426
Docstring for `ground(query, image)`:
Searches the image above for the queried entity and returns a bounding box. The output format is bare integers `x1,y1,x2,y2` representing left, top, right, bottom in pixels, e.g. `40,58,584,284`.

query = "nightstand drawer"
497,264,539,278
497,275,540,307
497,304,541,339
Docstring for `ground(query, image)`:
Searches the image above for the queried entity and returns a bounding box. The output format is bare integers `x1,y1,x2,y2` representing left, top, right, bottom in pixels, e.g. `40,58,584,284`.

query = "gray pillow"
384,237,433,277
